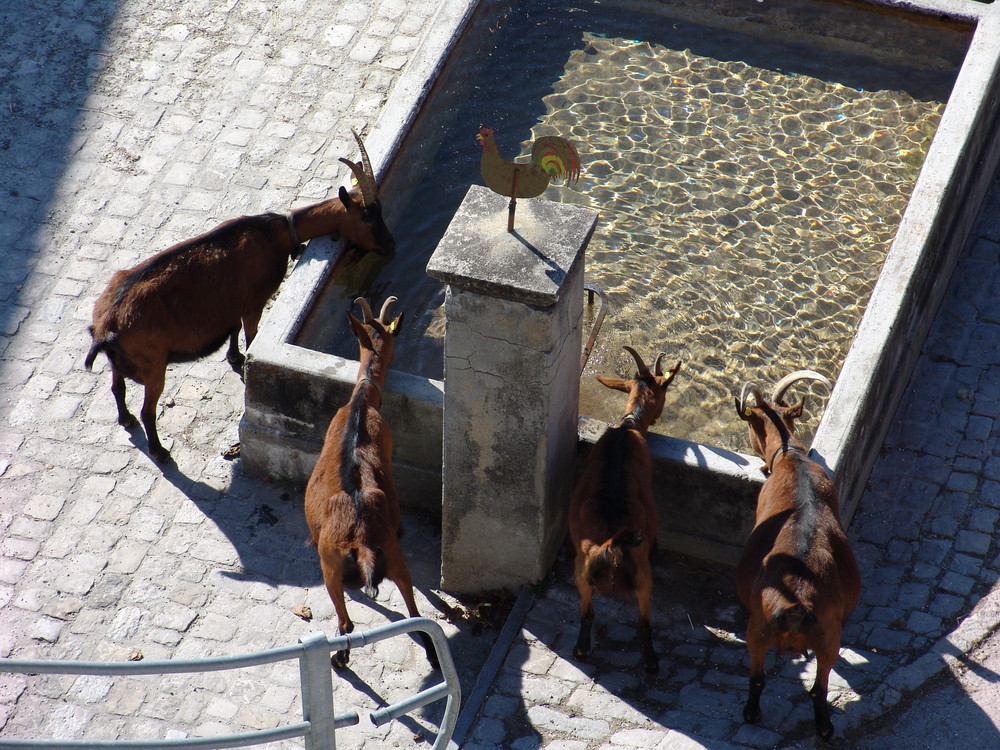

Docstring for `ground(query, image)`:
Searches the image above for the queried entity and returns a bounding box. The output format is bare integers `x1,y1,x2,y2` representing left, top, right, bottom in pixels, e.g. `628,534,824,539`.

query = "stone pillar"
426,185,598,593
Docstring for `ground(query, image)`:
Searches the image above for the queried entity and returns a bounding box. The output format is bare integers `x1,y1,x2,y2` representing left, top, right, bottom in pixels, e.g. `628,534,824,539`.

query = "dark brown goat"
304,296,438,671
734,371,861,739
569,347,681,674
85,131,395,462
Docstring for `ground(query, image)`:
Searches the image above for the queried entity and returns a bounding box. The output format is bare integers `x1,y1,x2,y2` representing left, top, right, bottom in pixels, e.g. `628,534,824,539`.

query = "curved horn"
622,345,651,376
352,128,378,206
653,352,666,376
353,297,374,323
378,295,398,323
771,370,832,405
338,158,375,208
737,382,765,418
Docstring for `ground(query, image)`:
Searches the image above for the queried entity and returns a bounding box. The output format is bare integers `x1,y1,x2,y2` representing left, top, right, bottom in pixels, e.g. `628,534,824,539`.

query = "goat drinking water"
734,371,861,739
85,130,394,462
304,296,438,671
569,346,681,674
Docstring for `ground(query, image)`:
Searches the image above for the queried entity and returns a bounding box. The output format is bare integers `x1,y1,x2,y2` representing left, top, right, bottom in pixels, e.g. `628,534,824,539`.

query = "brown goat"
85,131,395,462
734,371,860,739
304,296,438,671
569,347,681,674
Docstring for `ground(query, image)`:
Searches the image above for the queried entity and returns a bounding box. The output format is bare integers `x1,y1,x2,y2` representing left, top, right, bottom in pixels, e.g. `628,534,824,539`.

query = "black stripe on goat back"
593,425,634,525
790,456,820,559
339,387,370,519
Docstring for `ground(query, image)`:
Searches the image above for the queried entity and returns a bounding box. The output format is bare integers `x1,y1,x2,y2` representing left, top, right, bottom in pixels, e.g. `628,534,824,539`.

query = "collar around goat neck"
284,211,301,249
620,412,640,430
767,441,803,470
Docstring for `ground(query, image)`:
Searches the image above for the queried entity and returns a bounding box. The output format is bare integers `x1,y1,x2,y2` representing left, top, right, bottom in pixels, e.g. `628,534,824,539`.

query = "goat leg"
111,369,138,428
325,568,354,671
391,562,440,670
635,565,658,673
637,619,658,674
810,642,838,739
744,646,766,724
225,327,245,373
573,591,595,660
140,376,170,463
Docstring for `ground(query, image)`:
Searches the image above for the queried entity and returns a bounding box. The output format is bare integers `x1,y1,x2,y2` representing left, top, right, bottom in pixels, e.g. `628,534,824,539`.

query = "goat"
569,346,681,674
734,371,861,739
304,296,438,671
85,130,395,462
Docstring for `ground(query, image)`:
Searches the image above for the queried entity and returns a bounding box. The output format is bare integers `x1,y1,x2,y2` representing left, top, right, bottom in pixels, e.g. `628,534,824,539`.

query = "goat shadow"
145,439,323,589
507,543,873,747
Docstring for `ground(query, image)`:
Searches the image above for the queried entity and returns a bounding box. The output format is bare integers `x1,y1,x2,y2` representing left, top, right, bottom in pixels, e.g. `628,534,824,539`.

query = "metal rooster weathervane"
477,127,582,232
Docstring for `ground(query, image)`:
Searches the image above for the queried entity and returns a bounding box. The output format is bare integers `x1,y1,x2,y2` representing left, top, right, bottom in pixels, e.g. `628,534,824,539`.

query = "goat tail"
584,531,641,593
344,547,383,599
84,331,116,370
772,604,818,634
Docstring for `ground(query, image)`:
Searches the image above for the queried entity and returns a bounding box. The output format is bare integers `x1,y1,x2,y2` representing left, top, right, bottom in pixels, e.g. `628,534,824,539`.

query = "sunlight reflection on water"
537,34,941,450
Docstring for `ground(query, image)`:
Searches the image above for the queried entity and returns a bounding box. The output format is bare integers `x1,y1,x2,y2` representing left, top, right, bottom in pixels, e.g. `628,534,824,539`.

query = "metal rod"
581,284,610,374
0,723,312,750
369,681,451,727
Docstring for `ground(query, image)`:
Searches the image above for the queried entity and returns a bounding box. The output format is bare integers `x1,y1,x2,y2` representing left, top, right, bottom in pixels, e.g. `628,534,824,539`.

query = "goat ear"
735,396,750,421
656,361,681,391
596,375,630,393
387,313,404,336
339,185,356,210
347,311,374,348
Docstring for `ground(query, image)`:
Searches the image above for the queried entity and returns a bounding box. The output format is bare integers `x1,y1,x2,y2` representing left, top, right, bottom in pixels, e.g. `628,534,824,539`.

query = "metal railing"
0,617,459,750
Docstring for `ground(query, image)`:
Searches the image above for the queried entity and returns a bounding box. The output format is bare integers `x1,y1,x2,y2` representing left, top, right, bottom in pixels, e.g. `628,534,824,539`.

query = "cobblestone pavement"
2,1,1000,749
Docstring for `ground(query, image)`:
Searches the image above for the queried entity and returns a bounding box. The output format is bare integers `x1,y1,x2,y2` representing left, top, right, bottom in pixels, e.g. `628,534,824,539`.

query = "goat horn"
771,369,832,405
653,352,666,376
339,158,374,208
353,297,374,322
737,382,765,418
622,346,651,376
378,296,398,323
352,128,378,206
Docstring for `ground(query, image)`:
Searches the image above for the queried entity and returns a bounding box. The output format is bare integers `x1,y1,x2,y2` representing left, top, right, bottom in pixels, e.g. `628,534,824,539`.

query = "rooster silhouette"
477,127,581,231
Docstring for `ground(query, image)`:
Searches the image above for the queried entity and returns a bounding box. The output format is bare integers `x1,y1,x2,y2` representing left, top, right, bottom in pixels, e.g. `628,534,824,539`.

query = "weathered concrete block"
427,185,597,592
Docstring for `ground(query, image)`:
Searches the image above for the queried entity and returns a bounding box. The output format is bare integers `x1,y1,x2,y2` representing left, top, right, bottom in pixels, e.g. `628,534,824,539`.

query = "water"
296,0,964,451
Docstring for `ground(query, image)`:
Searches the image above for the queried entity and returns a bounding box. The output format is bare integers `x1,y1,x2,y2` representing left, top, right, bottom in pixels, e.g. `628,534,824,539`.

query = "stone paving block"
929,591,966,619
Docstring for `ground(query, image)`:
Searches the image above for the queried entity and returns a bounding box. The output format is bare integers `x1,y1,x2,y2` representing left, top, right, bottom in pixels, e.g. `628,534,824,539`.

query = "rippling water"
297,0,955,452
539,34,942,449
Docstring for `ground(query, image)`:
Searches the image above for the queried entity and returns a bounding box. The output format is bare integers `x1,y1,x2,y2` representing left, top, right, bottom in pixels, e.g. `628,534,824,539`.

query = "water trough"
240,0,1000,576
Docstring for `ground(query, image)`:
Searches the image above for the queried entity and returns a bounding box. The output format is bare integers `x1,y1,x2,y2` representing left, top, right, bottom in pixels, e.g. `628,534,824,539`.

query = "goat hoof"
332,650,350,671
118,414,138,429
572,646,590,661
816,720,834,741
227,354,246,373
743,705,761,724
